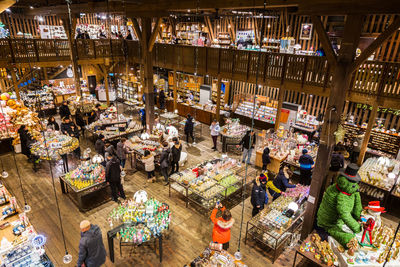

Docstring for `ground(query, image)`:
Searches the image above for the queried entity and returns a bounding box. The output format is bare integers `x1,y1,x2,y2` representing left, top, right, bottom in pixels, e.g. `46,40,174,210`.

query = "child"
142,150,155,182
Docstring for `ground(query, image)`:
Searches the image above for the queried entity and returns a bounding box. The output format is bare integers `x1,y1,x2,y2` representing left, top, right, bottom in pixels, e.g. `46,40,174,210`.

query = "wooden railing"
0,39,399,99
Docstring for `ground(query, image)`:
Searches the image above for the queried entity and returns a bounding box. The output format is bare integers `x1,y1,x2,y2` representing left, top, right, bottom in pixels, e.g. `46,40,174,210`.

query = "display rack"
116,78,140,102
217,32,232,48
20,89,56,117
343,123,400,156
245,187,309,262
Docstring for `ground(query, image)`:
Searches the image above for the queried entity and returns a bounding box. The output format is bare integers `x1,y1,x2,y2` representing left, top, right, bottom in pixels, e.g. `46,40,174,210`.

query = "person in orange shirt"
210,203,235,250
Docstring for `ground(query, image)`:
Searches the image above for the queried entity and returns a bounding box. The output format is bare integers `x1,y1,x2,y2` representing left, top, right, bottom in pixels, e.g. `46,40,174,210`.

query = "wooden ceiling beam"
48,66,67,79
130,18,142,43
205,16,215,42
0,0,15,13
148,17,162,52
311,15,337,67
351,16,400,72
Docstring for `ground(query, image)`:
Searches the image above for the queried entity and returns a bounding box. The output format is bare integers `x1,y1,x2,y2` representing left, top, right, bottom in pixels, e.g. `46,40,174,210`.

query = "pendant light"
0,157,8,178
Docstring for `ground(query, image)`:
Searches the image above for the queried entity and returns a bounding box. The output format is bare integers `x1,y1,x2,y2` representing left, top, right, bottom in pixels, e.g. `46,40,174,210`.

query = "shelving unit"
168,71,203,102
116,78,140,102
234,99,277,124
343,123,400,156
20,89,56,117
176,22,206,45
217,32,231,48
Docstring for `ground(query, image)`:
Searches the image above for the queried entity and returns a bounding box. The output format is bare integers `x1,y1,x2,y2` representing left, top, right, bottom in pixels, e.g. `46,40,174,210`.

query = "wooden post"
274,85,286,131
173,70,178,111
301,15,364,239
43,67,48,81
142,17,155,131
11,70,20,100
62,16,81,96
104,73,110,106
357,103,378,165
216,76,222,121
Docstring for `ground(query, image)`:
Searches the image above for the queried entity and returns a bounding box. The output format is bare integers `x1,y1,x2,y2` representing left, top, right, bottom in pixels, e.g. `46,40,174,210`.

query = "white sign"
39,25,67,39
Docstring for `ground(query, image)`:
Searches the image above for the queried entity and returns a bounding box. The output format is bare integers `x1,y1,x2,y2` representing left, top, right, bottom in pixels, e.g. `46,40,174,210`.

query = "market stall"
107,191,171,263
219,119,249,153
169,157,255,213
30,132,79,172
59,160,110,211
0,184,54,266
125,136,162,171
189,247,248,267
245,185,309,262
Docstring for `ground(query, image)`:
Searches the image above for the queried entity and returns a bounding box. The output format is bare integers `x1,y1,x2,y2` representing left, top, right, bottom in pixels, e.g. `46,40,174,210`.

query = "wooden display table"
59,176,111,212
254,153,287,174
292,233,330,267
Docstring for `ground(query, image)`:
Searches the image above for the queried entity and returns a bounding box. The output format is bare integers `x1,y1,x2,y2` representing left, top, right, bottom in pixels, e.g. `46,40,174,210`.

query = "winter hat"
99,134,105,139
259,173,267,182
302,149,308,154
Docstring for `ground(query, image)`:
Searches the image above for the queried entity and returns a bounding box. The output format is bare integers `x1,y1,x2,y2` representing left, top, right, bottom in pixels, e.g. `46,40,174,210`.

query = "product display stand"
58,176,110,211
292,233,330,267
107,223,163,263
245,203,306,262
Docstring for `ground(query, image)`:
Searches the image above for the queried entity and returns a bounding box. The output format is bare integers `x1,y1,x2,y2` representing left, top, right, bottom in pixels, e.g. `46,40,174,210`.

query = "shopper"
159,89,166,110
210,203,235,250
142,150,155,182
76,28,84,39
18,125,33,160
169,137,182,175
139,108,146,128
95,134,105,156
59,101,71,120
116,138,130,168
47,116,59,131
104,143,116,161
326,146,345,187
251,173,280,216
125,29,133,40
261,146,271,171
238,130,256,164
184,114,195,144
210,119,220,150
88,109,97,124
77,220,106,267
98,30,106,39
299,149,314,185
75,108,86,137
106,154,126,202
160,142,170,186
271,167,296,200
351,130,364,163
84,30,90,39
61,117,79,138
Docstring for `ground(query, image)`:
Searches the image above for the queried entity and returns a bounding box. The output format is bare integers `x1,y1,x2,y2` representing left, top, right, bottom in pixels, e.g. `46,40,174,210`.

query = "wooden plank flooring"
3,117,397,267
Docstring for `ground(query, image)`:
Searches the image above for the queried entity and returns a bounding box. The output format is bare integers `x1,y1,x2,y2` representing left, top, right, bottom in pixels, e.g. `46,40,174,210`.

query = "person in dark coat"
262,146,271,171
159,142,170,186
116,138,130,168
169,137,182,175
77,220,106,267
250,175,267,217
184,114,194,144
125,30,133,40
61,117,81,157
238,130,256,164
159,89,166,110
47,116,59,131
88,110,97,124
139,108,146,128
18,125,33,159
95,134,105,156
326,146,345,188
271,166,296,200
299,149,314,186
75,108,86,137
106,154,125,202
59,101,71,120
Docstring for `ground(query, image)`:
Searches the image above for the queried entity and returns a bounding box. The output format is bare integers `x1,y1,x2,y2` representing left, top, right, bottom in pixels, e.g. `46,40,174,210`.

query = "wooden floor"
2,115,398,267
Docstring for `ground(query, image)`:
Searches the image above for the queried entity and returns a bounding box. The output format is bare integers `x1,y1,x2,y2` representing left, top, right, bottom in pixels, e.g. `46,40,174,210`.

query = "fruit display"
359,157,399,190
30,132,79,160
109,194,171,245
64,162,105,191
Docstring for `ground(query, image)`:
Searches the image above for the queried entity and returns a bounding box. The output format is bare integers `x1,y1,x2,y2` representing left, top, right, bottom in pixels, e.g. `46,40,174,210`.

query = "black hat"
99,134,105,139
340,163,361,182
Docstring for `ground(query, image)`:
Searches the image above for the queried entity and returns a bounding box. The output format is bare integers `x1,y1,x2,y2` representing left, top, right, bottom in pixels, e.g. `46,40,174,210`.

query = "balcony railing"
0,38,399,99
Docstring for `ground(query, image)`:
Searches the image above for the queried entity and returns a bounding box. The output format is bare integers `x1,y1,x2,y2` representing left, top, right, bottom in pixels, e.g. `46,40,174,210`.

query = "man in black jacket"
238,130,256,164
94,134,105,156
169,137,182,175
262,146,271,171
106,154,125,202
77,220,106,267
184,114,195,144
61,117,81,157
250,175,267,217
59,101,71,120
160,142,170,186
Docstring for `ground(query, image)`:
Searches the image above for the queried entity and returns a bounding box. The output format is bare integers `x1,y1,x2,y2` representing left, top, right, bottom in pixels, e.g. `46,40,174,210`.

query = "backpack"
330,154,342,170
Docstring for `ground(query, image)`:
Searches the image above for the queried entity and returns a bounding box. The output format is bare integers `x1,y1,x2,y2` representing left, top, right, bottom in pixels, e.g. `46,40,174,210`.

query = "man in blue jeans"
299,149,314,185
238,130,256,164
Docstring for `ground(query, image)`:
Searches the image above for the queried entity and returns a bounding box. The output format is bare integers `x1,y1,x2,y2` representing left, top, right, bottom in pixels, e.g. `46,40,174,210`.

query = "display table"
126,137,162,171
58,161,110,211
190,247,247,266
220,120,249,153
107,193,171,263
292,234,331,267
159,112,180,125
245,186,309,262
169,157,255,213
